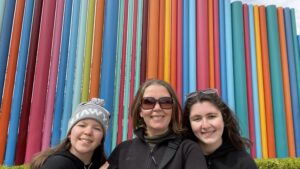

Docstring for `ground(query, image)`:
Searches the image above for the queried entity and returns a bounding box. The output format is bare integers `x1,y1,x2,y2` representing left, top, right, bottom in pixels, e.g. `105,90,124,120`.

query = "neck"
69,148,93,165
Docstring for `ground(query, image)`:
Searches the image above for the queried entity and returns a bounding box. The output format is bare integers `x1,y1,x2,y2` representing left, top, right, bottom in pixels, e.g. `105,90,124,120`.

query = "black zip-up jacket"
40,150,102,169
205,138,257,169
108,128,207,169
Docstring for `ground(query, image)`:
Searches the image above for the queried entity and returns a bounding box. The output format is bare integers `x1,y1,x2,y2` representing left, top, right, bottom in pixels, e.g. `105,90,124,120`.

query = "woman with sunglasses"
106,79,207,169
182,89,257,169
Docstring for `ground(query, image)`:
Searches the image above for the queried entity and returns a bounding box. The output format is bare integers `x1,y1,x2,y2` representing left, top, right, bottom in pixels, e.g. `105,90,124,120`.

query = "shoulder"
217,150,257,169
180,139,202,152
40,154,77,169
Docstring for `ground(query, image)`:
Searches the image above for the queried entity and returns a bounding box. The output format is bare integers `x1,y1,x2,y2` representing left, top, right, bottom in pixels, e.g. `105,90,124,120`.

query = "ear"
139,111,144,118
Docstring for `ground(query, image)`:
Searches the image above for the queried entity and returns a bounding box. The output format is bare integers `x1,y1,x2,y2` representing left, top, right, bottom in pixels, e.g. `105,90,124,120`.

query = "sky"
231,0,300,34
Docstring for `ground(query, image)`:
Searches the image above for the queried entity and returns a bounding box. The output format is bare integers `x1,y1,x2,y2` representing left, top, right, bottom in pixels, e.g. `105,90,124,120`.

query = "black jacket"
108,128,207,169
40,150,102,169
205,138,257,169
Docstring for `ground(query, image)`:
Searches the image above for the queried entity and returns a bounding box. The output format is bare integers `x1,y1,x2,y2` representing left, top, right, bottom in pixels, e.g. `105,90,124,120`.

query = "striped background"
0,0,300,166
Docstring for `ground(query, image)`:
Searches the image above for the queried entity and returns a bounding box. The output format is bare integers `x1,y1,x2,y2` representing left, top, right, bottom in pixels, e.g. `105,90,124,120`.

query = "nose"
152,101,161,110
84,126,93,135
201,118,210,129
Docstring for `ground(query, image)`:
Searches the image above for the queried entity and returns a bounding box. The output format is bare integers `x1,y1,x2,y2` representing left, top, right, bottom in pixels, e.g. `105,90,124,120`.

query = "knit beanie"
67,98,110,134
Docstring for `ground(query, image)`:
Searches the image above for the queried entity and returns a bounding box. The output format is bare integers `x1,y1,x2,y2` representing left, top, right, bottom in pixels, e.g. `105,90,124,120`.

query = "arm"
40,155,75,169
182,140,207,169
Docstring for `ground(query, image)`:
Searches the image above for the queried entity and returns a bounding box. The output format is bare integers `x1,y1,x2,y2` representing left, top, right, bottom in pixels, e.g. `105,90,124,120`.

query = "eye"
207,115,216,119
191,116,202,122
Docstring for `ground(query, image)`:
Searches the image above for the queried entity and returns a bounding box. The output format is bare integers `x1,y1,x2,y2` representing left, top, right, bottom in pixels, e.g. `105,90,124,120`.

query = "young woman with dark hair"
182,89,257,169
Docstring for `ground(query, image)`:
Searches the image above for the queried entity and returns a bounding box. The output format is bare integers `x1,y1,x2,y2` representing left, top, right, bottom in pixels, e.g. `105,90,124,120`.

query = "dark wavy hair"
30,130,106,169
182,91,251,150
131,79,183,134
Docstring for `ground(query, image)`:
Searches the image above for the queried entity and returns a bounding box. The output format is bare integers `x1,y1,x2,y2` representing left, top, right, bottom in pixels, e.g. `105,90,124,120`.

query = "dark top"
205,137,257,169
40,150,102,169
108,128,207,169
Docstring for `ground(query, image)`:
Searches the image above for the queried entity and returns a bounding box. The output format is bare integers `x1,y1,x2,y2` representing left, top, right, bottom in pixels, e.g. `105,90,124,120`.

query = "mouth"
79,138,93,144
151,115,164,120
201,130,215,138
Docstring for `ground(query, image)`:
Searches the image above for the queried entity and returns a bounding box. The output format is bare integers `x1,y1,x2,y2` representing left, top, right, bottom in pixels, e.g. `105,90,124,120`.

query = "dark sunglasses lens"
141,97,156,109
159,97,173,109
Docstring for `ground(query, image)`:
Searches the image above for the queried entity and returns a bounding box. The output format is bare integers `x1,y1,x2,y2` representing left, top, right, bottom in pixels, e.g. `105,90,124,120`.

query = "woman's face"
140,84,173,137
68,119,104,159
189,101,224,153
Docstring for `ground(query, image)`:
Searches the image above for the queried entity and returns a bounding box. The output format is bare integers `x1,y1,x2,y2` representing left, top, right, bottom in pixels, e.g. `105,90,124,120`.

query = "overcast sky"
231,0,300,34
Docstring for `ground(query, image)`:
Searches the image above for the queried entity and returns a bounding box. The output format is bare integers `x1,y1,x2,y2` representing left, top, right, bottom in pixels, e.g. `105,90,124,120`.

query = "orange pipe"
259,6,276,158
89,0,105,98
147,0,159,79
158,0,165,80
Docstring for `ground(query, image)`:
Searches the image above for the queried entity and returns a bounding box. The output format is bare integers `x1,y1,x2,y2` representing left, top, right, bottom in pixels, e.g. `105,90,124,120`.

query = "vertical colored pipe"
139,0,148,84
253,6,268,158
60,0,80,140
147,0,159,79
112,0,124,149
42,0,65,150
259,6,276,157
89,0,105,99
158,0,164,80
182,0,189,99
243,4,256,157
4,0,34,165
134,0,143,92
14,0,43,164
208,0,214,88
25,0,56,162
170,0,177,89
219,0,227,100
0,0,25,163
266,5,288,157
224,0,235,110
72,0,88,109
81,0,96,101
277,7,295,157
164,0,171,83
213,0,221,93
123,0,134,141
100,0,119,154
176,0,183,103
128,0,139,139
291,9,300,156
188,0,196,92
248,4,262,158
51,0,73,147
0,0,5,31
117,0,128,144
196,0,208,90
231,1,249,139
0,0,16,106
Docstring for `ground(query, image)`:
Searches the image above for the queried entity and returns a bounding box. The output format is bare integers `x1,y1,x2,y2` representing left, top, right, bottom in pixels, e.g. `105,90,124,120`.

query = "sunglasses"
186,88,218,99
141,97,173,110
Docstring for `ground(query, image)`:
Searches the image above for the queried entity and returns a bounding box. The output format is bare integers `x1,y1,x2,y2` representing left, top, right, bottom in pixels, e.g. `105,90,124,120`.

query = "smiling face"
68,119,104,162
189,101,224,154
139,84,173,137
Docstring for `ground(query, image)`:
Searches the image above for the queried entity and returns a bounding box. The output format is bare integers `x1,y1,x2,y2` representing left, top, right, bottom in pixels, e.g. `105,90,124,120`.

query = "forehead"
143,84,170,98
190,101,221,116
76,118,102,126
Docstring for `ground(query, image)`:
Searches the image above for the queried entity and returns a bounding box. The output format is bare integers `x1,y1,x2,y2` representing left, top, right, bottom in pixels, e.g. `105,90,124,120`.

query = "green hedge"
255,158,300,169
1,158,300,169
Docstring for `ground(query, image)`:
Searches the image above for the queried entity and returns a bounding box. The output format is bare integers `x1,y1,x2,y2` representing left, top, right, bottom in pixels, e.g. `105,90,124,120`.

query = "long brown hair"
131,79,183,134
30,133,106,169
182,91,251,150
